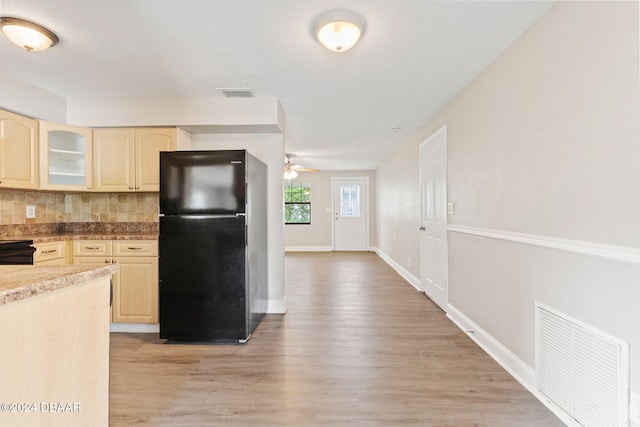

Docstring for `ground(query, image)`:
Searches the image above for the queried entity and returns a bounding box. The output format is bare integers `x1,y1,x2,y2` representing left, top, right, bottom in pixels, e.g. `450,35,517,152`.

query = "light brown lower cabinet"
73,240,158,324
33,241,66,265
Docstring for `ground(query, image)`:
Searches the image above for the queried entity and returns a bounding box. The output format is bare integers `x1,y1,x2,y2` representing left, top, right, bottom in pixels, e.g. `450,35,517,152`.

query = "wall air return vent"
217,87,254,98
536,303,629,426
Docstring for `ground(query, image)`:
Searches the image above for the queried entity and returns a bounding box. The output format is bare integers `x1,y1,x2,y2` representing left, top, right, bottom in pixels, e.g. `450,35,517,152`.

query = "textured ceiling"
0,0,555,170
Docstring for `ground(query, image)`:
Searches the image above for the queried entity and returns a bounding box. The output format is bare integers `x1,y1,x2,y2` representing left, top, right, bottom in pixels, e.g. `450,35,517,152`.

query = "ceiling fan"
284,154,319,179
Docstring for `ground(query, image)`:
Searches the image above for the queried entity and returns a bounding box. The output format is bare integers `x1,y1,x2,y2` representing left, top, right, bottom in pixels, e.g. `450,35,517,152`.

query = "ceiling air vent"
218,87,254,98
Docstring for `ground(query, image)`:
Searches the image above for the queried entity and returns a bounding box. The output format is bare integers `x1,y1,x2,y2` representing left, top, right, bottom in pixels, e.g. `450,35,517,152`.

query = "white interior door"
419,126,448,310
333,177,369,251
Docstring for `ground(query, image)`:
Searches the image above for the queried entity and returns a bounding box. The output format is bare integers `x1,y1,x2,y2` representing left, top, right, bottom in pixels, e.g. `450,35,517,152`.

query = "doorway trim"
331,176,370,251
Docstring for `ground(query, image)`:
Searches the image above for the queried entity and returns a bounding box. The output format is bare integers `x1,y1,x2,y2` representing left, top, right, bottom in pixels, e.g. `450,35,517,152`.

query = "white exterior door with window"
332,177,369,251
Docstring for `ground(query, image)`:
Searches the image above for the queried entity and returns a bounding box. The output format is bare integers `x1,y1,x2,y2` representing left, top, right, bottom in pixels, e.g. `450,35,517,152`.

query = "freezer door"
159,215,248,341
160,150,246,215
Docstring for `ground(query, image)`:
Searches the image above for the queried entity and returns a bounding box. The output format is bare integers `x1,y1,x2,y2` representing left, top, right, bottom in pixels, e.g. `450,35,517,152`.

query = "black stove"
0,240,36,265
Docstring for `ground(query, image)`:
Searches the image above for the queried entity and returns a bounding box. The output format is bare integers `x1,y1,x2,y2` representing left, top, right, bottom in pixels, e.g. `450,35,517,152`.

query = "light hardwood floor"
109,251,563,426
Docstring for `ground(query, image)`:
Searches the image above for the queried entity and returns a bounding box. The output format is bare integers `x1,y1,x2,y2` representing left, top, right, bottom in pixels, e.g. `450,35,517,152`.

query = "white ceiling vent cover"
217,87,254,98
536,303,629,427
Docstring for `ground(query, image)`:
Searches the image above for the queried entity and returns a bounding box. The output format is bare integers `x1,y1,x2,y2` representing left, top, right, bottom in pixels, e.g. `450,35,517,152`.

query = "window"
284,183,311,224
340,184,360,217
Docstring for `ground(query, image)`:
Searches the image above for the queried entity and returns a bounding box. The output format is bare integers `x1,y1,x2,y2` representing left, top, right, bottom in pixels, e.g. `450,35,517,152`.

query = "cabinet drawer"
36,257,67,266
74,256,113,265
34,241,65,263
113,240,158,257
74,240,113,256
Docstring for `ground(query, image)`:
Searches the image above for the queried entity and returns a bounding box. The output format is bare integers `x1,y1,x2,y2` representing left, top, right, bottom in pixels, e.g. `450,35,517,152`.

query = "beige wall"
284,170,376,250
190,133,286,313
376,0,640,395
376,138,421,275
67,97,282,133
0,73,66,122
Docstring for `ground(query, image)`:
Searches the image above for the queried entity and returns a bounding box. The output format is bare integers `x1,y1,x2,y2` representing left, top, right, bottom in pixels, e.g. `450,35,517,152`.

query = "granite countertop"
0,264,119,306
0,222,159,243
23,232,159,244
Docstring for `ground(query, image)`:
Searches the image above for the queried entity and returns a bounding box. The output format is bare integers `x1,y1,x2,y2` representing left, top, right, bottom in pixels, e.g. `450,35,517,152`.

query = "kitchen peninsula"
0,218,160,332
0,263,117,427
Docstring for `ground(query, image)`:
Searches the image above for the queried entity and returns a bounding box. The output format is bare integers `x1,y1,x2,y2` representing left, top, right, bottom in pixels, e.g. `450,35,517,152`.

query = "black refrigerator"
158,149,268,342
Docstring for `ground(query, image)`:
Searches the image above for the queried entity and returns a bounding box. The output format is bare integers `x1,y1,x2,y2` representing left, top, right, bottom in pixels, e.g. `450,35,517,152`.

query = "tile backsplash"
65,193,159,223
0,190,159,225
0,191,64,224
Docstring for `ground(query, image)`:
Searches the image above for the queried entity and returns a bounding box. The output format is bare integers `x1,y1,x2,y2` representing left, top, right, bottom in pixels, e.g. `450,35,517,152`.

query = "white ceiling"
0,0,555,171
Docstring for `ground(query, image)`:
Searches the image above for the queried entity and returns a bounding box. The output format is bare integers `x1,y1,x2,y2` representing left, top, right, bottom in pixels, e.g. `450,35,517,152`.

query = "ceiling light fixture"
0,16,59,52
284,155,298,180
283,166,298,180
313,11,365,53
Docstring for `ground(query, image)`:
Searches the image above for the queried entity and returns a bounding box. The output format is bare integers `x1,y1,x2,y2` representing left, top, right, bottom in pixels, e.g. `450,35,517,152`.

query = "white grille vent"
217,87,254,97
536,303,629,426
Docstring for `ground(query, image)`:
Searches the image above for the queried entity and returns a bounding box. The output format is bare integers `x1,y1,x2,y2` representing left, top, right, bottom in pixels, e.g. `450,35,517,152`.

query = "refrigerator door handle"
236,213,246,217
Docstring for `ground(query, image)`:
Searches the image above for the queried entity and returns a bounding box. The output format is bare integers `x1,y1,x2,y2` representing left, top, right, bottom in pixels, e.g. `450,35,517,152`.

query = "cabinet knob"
105,260,110,264
129,186,134,190
87,186,92,189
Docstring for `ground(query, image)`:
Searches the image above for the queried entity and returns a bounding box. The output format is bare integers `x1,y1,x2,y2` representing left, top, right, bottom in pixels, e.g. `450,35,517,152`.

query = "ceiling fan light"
284,168,298,180
0,17,59,51
313,11,364,53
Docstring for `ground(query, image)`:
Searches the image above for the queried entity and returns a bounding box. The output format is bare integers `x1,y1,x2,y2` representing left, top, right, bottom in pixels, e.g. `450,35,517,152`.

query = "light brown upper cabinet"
39,121,93,191
93,127,176,192
0,108,39,190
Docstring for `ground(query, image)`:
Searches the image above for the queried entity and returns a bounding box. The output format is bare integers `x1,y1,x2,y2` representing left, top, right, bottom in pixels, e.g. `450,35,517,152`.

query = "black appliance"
0,240,36,265
158,149,268,342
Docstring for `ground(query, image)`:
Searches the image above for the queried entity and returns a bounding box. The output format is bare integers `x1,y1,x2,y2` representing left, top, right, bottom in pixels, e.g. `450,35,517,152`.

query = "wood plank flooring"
109,251,563,426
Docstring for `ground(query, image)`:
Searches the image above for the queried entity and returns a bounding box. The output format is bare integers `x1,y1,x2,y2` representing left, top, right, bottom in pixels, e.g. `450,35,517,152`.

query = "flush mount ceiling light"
313,11,365,53
0,16,59,52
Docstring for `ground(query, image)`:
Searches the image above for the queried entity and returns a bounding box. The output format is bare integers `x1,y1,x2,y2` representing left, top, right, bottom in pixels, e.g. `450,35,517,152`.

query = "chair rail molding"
447,225,640,266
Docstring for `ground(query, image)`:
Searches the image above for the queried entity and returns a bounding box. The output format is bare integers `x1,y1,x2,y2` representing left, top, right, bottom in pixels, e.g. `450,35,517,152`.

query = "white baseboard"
446,304,573,426
268,298,288,314
285,246,333,252
372,249,559,416
109,303,287,335
447,304,535,388
373,247,421,291
110,323,159,333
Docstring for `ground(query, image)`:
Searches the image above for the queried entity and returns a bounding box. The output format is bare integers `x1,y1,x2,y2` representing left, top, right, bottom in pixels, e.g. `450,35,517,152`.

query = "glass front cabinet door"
39,122,93,191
